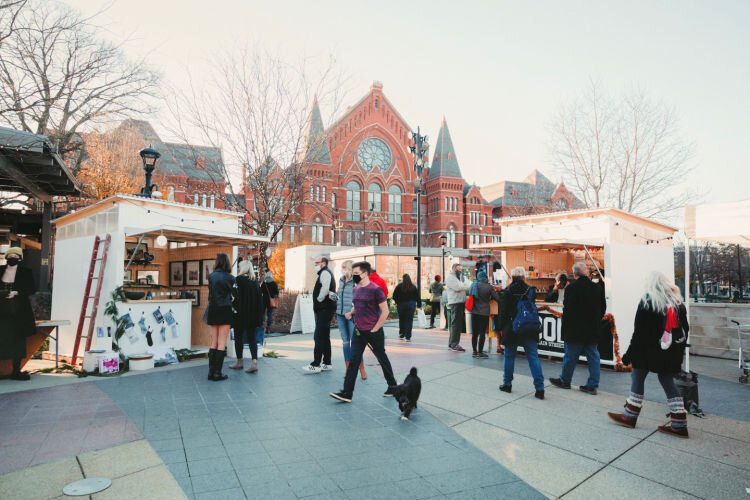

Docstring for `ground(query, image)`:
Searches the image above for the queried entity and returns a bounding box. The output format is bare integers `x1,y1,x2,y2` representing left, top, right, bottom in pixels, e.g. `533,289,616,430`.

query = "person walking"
608,272,690,438
303,256,336,373
428,275,443,329
393,274,419,342
336,260,366,380
229,260,264,374
261,271,279,333
469,270,500,358
550,262,607,395
498,267,545,399
330,261,398,403
445,262,471,352
0,247,36,381
206,253,235,381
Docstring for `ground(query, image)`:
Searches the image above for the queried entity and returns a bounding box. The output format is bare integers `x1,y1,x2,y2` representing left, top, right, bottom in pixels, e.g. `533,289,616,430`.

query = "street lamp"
440,234,447,280
410,127,429,306
139,145,161,198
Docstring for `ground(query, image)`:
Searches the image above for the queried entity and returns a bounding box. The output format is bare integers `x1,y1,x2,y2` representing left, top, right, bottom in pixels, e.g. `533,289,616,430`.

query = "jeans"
312,308,333,366
448,303,465,347
560,342,601,388
503,337,545,391
234,327,258,360
265,308,274,330
337,313,356,362
470,314,489,353
630,368,680,399
429,301,440,327
397,301,417,339
343,328,397,395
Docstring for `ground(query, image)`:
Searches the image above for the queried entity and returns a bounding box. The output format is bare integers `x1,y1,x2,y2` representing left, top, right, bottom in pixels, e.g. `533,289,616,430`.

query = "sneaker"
302,364,322,373
452,345,466,352
320,364,333,372
534,390,545,400
579,385,598,395
330,392,352,403
499,384,512,393
478,352,489,359
549,378,571,389
472,352,478,358
383,386,397,397
405,338,412,342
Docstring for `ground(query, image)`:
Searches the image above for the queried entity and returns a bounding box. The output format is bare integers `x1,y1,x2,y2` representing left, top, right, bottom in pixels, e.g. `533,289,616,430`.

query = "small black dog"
394,367,421,421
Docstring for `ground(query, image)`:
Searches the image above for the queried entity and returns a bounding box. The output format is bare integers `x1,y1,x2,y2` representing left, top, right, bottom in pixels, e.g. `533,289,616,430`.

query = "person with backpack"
498,267,545,399
608,272,690,438
468,270,501,358
549,262,607,395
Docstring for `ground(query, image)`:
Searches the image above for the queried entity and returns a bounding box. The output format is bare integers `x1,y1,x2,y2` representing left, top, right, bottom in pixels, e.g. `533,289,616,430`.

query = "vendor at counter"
545,274,569,304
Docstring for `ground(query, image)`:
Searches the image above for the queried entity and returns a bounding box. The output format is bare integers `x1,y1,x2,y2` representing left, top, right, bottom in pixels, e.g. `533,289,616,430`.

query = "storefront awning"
125,225,270,246
472,239,604,251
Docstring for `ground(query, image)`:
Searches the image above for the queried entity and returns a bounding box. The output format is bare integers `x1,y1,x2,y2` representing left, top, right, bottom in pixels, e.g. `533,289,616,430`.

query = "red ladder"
71,234,111,365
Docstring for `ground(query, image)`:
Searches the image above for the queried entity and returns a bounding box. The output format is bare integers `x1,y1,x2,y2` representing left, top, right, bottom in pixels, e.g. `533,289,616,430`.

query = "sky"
67,0,750,205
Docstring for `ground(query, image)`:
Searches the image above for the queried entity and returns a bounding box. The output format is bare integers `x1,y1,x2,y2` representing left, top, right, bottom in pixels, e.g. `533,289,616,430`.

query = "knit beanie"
477,270,487,282
5,247,23,260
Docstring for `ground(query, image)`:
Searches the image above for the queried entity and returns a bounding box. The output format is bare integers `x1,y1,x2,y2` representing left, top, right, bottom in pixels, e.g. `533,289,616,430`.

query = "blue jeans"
560,342,600,388
265,308,274,330
256,326,265,347
337,314,356,362
503,337,545,391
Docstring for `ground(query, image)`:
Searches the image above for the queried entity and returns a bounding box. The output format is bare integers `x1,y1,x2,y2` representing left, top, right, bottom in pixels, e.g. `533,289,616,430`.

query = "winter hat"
5,247,23,260
477,270,488,282
264,271,274,282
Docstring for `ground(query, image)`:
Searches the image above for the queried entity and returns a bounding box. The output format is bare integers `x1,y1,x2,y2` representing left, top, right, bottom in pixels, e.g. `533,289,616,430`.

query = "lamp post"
410,127,429,307
440,234,447,280
139,146,161,198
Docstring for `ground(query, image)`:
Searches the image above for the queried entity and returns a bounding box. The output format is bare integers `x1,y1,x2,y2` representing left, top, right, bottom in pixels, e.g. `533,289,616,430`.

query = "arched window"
201,194,207,207
314,186,320,202
448,226,456,248
388,185,402,223
367,183,382,212
210,194,215,208
331,192,336,208
346,181,361,221
193,193,199,205
322,186,327,203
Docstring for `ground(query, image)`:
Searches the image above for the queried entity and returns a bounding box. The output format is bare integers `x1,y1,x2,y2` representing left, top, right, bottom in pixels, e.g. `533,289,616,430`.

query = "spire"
428,117,462,180
303,96,331,164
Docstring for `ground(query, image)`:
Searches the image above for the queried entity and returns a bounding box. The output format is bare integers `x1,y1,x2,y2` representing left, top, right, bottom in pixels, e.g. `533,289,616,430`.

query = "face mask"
352,275,362,285
455,270,462,278
314,264,321,272
6,258,19,267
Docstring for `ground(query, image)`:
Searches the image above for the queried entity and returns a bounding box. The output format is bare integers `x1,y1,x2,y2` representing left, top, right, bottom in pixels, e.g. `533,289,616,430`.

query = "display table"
114,299,192,356
0,320,70,376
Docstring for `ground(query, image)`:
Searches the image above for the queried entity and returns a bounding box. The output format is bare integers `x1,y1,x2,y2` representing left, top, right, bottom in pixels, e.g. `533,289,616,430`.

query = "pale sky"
68,0,749,205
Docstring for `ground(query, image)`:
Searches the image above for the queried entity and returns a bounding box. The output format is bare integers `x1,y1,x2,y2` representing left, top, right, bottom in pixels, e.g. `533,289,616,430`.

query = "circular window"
357,138,392,172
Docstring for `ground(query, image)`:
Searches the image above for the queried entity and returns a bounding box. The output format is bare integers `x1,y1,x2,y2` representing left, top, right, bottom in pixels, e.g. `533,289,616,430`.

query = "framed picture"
123,269,132,282
182,289,200,307
201,259,215,285
169,261,184,286
185,260,201,286
136,270,159,285
125,242,149,262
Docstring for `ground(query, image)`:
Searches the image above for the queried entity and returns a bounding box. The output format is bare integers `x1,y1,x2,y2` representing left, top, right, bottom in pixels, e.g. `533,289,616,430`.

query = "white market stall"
49,194,268,364
476,208,677,367
684,199,750,370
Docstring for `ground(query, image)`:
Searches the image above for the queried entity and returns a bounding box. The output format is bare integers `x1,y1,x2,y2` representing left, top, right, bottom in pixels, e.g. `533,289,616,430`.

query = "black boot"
11,359,30,381
207,349,216,380
211,350,228,381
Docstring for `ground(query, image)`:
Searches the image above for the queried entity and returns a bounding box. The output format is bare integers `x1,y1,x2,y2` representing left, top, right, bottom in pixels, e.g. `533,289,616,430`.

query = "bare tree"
0,0,159,159
167,47,344,274
0,0,26,44
550,82,695,218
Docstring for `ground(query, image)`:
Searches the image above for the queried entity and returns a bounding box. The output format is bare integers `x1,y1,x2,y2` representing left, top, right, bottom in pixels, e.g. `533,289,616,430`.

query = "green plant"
262,350,285,358
103,286,127,354
174,348,204,362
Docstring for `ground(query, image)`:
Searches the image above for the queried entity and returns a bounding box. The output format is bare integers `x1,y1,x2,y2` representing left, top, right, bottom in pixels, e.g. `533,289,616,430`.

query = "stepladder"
70,234,111,365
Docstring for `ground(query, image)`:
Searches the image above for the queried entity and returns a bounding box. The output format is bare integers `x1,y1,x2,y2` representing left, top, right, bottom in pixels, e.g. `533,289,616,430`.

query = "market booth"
48,194,267,364
477,208,676,366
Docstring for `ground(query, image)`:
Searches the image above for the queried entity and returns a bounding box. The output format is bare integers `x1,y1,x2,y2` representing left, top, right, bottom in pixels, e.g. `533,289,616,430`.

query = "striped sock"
624,392,643,418
667,397,688,428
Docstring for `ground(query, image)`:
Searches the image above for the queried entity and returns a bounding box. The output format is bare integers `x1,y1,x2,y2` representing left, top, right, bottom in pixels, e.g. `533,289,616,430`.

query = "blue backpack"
512,287,542,336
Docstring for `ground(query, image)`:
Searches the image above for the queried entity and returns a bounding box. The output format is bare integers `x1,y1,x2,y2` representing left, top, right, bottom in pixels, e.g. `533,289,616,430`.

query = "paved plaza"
1,324,749,499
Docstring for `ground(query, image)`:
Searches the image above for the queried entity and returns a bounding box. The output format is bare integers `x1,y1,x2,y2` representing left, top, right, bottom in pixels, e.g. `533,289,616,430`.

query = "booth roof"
473,239,604,251
495,207,677,233
684,199,750,246
126,225,269,245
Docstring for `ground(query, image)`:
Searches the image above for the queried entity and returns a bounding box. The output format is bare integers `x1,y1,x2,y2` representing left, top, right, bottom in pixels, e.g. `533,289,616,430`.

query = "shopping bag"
417,308,428,328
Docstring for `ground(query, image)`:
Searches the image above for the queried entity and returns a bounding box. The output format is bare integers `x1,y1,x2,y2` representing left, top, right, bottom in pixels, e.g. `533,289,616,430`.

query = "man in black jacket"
550,262,606,395
303,256,336,373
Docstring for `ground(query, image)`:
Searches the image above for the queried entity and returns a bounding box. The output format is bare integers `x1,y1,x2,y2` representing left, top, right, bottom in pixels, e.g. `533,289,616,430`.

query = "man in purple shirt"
330,261,398,402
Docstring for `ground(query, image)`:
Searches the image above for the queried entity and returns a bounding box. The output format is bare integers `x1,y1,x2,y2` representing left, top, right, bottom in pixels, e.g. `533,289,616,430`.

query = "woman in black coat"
0,247,37,381
608,272,690,438
393,274,419,341
206,253,236,381
229,260,264,374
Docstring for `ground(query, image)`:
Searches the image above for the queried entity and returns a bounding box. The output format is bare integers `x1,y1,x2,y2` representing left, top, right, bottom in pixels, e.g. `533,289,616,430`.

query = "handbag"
264,283,280,309
417,308,428,328
465,295,475,312
660,307,679,350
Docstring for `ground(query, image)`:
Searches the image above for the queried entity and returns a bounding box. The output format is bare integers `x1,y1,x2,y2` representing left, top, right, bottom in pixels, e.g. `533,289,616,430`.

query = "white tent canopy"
685,199,750,246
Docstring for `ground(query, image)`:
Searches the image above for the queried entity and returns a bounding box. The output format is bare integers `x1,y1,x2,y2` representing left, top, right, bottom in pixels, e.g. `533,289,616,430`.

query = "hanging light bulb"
155,233,168,248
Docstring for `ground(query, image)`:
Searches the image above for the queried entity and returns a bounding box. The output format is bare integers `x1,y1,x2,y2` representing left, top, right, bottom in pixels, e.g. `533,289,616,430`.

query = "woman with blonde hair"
608,271,690,438
336,260,366,379
229,260,264,374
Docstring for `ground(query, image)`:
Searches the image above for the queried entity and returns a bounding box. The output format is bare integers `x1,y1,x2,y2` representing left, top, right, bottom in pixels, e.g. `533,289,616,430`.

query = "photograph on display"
201,259,215,285
123,269,132,282
137,270,159,285
185,260,201,286
164,310,176,326
152,307,164,324
125,242,149,262
169,261,184,286
183,289,200,307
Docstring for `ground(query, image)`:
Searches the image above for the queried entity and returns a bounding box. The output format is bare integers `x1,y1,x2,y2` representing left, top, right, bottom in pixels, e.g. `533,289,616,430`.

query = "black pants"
429,301,440,327
397,301,416,339
343,328,397,395
312,308,333,366
470,314,489,353
234,327,258,360
449,303,465,347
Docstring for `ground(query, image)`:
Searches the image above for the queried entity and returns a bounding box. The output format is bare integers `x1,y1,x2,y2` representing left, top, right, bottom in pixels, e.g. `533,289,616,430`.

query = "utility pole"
738,244,744,299
410,127,429,308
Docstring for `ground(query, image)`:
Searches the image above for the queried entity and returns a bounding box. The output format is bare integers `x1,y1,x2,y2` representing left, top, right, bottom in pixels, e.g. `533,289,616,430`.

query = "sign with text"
537,310,564,355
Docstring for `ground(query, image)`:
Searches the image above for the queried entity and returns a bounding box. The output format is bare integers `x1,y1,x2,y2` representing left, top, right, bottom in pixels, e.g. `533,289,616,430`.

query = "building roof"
497,207,678,233
428,118,463,180
479,169,585,209
303,97,332,164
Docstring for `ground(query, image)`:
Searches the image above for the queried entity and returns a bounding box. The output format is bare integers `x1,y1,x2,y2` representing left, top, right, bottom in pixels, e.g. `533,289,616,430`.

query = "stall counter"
114,299,192,356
